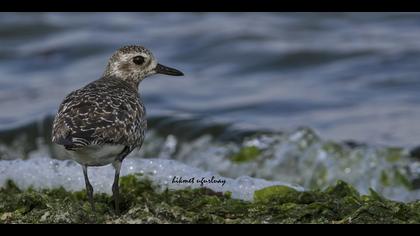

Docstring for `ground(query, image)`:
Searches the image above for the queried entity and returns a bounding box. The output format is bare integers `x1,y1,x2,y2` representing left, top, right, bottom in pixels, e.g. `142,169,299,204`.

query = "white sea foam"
0,155,303,201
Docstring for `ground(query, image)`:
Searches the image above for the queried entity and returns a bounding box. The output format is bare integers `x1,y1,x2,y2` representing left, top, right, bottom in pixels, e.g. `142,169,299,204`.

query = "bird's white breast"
58,144,126,166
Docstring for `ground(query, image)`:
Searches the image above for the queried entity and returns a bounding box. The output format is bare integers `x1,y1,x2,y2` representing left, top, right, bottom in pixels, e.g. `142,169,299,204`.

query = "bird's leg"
82,165,96,212
112,159,122,215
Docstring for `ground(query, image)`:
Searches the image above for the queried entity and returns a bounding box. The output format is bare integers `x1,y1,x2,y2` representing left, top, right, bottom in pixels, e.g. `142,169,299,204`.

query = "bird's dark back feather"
52,76,147,151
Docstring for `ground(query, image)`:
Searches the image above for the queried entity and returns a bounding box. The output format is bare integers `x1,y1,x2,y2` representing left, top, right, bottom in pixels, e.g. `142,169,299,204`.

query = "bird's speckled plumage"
52,76,146,153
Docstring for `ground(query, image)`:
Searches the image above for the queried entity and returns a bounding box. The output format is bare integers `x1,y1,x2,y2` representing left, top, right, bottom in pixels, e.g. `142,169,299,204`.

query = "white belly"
60,144,126,166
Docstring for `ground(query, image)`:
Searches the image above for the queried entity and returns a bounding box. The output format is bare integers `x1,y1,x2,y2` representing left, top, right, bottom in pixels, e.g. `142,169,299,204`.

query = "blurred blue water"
1,12,420,146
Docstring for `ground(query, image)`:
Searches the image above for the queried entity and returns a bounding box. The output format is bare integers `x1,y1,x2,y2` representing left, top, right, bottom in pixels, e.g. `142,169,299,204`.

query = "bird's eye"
133,56,145,65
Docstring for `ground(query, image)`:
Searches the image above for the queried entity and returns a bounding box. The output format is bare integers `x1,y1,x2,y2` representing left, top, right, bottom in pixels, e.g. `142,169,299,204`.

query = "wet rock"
1,175,419,224
409,146,420,160
230,146,262,163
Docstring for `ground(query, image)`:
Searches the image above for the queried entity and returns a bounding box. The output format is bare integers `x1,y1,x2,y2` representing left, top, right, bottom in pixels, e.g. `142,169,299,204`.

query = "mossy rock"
1,175,420,224
254,185,299,203
230,146,262,163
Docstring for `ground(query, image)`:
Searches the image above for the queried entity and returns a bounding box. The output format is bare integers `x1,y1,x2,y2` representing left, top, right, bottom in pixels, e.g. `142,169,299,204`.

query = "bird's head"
104,45,183,87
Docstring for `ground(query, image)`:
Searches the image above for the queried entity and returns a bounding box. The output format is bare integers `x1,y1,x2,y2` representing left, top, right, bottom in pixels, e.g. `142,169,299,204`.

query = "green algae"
322,141,347,157
394,169,413,190
380,170,391,187
382,147,405,163
230,146,262,163
254,185,299,203
0,176,419,224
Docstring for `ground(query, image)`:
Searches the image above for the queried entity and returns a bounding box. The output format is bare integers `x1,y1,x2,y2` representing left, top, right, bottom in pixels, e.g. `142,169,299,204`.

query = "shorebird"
51,45,183,214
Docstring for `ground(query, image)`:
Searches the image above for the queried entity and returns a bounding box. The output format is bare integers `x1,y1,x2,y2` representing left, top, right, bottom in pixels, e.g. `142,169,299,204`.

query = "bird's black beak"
155,63,184,76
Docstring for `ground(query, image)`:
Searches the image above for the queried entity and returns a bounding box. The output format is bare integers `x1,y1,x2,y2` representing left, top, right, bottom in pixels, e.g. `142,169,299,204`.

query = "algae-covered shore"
1,117,420,224
1,175,419,224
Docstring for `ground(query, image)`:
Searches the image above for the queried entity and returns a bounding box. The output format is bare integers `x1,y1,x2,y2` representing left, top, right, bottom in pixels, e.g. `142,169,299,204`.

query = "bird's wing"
52,79,146,150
